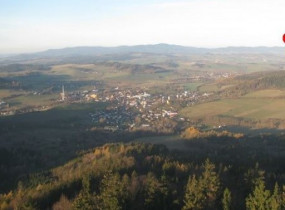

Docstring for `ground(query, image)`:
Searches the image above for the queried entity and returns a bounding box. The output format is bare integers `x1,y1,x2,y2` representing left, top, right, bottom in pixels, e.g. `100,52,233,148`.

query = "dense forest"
218,71,285,97
1,134,285,209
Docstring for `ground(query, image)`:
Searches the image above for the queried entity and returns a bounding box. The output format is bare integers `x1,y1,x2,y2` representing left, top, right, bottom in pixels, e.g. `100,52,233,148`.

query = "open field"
5,93,58,108
243,89,285,98
180,96,285,121
51,64,129,81
183,82,203,91
0,89,26,98
198,83,220,92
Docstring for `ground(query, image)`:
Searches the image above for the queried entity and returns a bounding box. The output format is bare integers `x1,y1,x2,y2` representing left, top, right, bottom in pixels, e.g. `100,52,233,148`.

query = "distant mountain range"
6,44,285,60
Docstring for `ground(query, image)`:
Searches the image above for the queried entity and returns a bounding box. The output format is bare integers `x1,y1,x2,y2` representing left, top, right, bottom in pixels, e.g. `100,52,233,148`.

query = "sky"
0,0,285,54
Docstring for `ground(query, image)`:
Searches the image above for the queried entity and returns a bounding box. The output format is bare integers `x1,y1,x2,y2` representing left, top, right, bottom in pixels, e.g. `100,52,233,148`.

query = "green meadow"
180,94,285,121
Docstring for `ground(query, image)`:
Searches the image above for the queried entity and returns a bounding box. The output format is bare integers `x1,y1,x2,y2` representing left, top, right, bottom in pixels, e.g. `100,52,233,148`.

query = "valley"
0,45,285,209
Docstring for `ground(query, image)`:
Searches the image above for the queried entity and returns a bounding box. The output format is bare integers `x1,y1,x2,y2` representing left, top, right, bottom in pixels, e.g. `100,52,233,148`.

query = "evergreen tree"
99,172,129,210
182,159,220,210
144,172,168,210
73,176,98,210
246,179,272,210
182,175,204,210
201,159,220,206
222,188,231,210
268,183,281,210
73,191,98,210
281,185,285,209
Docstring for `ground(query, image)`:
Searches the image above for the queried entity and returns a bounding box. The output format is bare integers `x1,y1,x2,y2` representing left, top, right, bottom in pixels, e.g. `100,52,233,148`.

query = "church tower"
61,85,65,101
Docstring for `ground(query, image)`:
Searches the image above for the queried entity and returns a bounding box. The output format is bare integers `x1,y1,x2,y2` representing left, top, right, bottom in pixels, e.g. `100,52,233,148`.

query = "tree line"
0,142,284,209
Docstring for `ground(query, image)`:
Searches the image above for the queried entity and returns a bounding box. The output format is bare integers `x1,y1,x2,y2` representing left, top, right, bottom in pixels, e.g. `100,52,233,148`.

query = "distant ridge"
11,44,285,59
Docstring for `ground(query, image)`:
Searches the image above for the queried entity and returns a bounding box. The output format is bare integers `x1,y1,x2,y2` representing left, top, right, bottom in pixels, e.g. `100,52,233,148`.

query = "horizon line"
1,43,284,56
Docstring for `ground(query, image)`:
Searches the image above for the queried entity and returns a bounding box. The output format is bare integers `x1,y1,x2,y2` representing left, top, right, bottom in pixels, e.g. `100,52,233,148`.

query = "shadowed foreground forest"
0,136,285,209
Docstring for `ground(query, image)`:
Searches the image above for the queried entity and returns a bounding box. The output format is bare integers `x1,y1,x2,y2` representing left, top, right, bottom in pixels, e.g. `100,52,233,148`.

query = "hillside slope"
1,140,284,210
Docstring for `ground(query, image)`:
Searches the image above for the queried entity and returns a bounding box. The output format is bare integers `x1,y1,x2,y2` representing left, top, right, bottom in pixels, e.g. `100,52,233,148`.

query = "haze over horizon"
1,0,285,54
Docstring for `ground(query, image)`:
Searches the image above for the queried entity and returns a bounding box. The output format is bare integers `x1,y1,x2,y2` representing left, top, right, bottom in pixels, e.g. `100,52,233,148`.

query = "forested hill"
235,71,285,89
9,44,285,60
212,70,285,97
0,64,51,73
1,140,284,210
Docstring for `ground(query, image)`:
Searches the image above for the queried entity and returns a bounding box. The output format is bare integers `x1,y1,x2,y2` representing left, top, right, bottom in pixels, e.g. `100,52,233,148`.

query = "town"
70,86,215,132
0,84,215,132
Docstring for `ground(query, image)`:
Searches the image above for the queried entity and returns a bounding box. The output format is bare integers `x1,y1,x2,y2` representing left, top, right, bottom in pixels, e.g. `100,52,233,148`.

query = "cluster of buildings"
0,83,212,133
0,100,10,115
83,86,211,131
0,97,12,116
0,100,8,108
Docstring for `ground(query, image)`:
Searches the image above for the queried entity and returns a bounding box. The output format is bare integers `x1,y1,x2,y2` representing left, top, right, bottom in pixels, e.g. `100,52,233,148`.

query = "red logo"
283,34,285,43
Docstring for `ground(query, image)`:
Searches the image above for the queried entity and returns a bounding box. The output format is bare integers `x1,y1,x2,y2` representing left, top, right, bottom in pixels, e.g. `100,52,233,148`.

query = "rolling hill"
8,44,285,60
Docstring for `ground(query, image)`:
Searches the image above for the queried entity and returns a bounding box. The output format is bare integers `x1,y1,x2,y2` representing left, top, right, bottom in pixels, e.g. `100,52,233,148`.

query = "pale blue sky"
1,0,285,53
0,0,158,20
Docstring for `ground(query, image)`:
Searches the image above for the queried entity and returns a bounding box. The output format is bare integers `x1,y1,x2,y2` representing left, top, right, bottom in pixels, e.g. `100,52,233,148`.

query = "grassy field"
183,82,203,91
180,96,285,120
50,63,177,88
51,64,117,80
243,89,285,98
5,93,58,108
198,82,238,92
198,83,220,92
0,89,26,98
